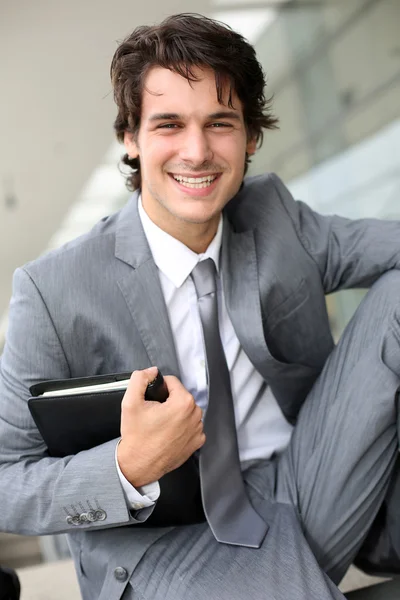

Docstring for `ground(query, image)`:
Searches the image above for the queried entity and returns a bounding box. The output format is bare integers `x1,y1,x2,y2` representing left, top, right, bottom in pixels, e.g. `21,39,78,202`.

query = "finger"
163,375,187,394
194,405,203,422
195,431,206,450
122,366,159,408
194,421,204,439
163,376,197,414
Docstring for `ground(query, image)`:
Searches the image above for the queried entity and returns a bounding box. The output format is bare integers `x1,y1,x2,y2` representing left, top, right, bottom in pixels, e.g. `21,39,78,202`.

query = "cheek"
216,137,247,166
139,135,176,167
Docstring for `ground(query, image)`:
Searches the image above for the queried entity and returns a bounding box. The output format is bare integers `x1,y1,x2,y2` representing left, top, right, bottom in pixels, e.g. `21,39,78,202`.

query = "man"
0,13,399,600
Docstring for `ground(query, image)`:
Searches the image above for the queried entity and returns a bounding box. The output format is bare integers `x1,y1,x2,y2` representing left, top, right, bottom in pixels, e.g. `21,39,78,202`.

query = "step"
0,533,42,569
17,559,81,600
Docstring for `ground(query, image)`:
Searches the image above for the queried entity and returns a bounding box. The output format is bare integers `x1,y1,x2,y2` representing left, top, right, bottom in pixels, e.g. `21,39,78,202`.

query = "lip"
170,172,221,178
168,173,222,197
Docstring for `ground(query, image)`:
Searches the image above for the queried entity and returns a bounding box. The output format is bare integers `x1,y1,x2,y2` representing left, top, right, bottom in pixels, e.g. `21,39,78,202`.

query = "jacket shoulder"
22,205,123,281
226,172,295,230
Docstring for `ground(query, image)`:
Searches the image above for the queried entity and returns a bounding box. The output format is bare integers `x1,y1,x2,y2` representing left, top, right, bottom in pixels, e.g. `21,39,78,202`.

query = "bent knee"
371,270,400,293
365,271,400,310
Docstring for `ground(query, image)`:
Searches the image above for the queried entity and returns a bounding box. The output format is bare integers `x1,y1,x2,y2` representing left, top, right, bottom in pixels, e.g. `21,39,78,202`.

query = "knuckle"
187,393,196,406
130,370,140,382
182,393,195,410
198,433,206,447
164,375,178,387
128,371,144,391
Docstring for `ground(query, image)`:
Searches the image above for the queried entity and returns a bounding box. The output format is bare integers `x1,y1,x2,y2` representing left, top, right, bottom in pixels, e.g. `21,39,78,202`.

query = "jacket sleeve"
271,173,400,294
0,267,156,536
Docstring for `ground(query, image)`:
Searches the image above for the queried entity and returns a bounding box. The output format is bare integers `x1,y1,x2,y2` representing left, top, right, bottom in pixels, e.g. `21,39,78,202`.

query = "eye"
210,122,231,128
157,123,179,129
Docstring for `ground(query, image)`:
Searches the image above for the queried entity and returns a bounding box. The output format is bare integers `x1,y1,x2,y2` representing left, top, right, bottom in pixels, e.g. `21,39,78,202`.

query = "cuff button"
114,567,128,582
94,509,107,521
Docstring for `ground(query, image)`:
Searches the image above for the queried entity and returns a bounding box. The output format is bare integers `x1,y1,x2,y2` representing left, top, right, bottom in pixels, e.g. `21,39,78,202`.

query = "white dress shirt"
116,198,293,510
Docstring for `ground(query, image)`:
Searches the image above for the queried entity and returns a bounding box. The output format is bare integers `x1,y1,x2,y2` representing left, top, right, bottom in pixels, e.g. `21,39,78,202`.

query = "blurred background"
0,0,399,597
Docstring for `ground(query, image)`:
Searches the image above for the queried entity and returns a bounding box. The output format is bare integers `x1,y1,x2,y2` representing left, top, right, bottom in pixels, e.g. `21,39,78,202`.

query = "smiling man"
123,66,257,253
1,13,400,600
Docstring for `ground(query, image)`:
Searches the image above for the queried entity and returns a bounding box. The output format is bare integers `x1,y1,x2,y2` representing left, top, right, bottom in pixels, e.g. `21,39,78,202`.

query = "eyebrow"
148,111,241,122
148,113,180,121
209,111,241,121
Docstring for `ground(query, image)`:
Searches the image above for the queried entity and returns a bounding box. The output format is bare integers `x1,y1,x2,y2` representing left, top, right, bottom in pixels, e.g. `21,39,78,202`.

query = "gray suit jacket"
1,173,400,599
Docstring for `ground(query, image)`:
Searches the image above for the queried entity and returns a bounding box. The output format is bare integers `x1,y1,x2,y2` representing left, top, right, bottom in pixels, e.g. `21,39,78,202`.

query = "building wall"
250,0,400,336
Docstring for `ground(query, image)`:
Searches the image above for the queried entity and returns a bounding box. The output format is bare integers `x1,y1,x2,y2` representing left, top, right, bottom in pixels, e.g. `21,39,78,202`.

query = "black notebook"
28,372,205,527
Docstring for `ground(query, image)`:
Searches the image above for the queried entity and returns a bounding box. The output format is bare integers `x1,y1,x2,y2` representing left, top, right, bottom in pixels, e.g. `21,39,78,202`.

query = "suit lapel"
222,216,319,422
221,218,270,380
114,194,180,378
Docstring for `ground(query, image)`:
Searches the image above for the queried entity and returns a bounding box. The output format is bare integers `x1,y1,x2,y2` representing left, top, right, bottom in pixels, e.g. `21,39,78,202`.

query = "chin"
174,206,221,225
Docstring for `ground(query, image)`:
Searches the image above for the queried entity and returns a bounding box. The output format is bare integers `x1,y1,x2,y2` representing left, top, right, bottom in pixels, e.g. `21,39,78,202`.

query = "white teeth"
172,174,218,188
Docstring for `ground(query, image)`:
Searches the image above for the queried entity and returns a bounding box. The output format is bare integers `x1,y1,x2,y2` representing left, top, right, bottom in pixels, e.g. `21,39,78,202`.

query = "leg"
277,271,400,584
129,488,345,600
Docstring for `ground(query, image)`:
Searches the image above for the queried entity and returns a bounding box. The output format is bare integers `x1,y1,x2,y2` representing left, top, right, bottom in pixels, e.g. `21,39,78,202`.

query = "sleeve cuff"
115,442,160,510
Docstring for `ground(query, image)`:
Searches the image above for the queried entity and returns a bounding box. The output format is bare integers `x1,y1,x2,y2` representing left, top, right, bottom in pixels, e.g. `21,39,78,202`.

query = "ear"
123,131,139,158
246,137,257,156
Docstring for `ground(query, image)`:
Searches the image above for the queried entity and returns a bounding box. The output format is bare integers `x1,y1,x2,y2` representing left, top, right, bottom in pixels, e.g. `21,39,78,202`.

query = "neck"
164,219,220,254
142,198,220,254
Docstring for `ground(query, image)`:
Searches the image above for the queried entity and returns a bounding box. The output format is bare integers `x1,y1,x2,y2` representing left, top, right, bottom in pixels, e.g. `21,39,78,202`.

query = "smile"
171,174,220,189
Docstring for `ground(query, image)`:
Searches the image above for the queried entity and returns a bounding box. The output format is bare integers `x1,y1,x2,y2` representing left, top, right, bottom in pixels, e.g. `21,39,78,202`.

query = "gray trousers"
123,272,400,600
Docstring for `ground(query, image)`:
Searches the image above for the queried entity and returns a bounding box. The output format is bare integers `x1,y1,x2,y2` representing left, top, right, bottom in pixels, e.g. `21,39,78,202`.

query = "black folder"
28,372,205,527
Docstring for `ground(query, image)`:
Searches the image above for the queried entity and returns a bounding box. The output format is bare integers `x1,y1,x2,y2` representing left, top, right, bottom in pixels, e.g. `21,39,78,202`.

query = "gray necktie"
191,258,268,548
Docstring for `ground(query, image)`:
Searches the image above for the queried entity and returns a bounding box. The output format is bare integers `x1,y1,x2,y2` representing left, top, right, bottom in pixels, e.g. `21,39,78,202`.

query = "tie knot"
191,258,217,298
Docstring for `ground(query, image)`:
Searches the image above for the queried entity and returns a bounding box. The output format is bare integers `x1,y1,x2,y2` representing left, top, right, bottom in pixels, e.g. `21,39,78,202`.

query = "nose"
179,126,213,165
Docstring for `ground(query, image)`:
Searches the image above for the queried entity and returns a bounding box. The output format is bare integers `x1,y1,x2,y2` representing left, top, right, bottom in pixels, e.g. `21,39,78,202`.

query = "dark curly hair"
110,13,278,190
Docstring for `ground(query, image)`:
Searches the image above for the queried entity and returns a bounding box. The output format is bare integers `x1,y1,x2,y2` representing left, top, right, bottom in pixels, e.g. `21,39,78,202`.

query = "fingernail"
146,366,158,375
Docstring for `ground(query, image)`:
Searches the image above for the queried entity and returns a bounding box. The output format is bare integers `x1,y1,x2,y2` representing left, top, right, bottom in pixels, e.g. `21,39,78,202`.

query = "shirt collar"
138,195,223,289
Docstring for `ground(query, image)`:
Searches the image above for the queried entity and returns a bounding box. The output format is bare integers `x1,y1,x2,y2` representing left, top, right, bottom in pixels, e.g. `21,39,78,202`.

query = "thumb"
122,366,159,408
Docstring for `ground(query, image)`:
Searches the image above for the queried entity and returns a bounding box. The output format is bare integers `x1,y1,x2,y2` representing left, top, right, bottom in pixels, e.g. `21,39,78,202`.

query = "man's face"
124,66,256,235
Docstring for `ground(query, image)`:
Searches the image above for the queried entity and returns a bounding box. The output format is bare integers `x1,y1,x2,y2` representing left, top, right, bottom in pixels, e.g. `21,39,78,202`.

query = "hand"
117,367,205,487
